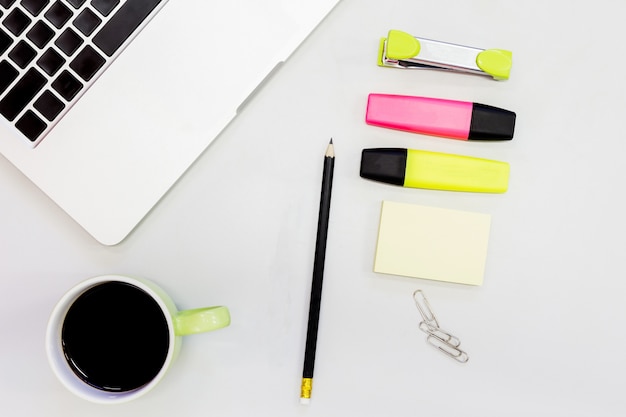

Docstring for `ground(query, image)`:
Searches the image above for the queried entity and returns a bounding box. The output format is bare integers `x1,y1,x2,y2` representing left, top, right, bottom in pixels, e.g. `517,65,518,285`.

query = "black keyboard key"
21,0,50,16
70,45,105,81
0,28,12,54
73,8,101,35
44,1,73,28
3,8,32,36
16,110,47,141
0,0,17,7
93,0,161,57
37,47,65,75
51,70,82,100
0,67,46,121
66,0,86,8
8,40,37,68
91,0,119,17
26,20,54,48
0,60,19,94
34,90,65,121
55,27,82,55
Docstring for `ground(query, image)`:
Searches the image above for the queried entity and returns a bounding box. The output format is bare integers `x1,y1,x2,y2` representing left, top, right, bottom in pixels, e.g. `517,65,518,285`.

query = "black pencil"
300,139,335,404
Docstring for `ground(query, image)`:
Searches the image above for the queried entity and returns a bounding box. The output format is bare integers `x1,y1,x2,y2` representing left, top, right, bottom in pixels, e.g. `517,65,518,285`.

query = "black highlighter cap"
469,103,516,140
360,148,407,186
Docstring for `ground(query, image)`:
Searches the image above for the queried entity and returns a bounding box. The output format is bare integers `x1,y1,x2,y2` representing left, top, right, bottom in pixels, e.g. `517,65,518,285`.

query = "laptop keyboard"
0,0,163,147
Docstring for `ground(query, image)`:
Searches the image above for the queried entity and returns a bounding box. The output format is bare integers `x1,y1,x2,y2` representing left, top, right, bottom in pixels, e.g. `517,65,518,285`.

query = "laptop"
0,0,341,245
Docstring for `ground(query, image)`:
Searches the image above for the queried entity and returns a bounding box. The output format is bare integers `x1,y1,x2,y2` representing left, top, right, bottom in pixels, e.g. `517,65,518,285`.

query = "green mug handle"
174,306,230,336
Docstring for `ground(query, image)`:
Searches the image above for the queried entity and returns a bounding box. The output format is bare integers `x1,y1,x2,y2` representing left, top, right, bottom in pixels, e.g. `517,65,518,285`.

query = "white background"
1,0,625,415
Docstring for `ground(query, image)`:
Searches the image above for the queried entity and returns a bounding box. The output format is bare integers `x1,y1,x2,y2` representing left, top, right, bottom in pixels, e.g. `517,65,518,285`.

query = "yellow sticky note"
374,201,491,285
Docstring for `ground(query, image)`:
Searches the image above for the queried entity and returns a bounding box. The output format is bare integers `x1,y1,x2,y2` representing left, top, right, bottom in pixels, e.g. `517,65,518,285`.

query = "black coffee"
61,282,170,392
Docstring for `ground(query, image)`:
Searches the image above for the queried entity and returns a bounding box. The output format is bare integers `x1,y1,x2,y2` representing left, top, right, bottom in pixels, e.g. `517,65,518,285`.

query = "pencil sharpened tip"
329,138,333,144
325,139,335,158
300,398,311,405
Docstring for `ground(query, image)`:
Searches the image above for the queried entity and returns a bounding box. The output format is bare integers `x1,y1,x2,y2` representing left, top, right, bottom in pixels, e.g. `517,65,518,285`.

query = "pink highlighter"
366,93,516,140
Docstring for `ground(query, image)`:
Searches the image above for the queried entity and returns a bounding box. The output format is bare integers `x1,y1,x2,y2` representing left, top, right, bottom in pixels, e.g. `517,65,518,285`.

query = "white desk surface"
2,0,625,415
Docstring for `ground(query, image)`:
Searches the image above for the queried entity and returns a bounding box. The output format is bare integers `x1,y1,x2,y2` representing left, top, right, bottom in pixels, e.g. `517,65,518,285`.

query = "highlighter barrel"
360,148,509,193
366,94,516,141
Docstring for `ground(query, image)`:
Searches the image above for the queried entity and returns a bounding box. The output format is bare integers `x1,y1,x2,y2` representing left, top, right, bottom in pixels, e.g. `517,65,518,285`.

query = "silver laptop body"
0,0,340,244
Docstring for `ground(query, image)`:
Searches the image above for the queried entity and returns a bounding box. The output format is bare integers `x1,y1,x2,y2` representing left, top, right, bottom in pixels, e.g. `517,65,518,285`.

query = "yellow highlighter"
360,148,509,193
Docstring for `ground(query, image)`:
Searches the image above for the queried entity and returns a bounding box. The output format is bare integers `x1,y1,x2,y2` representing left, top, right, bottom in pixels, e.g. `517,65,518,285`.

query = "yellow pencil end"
300,378,313,404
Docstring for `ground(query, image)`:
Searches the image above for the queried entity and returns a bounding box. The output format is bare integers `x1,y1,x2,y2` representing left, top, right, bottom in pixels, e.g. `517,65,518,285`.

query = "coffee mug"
46,275,230,403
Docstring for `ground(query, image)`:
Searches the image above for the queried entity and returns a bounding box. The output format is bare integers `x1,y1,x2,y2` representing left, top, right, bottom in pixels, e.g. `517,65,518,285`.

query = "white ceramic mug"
46,275,230,404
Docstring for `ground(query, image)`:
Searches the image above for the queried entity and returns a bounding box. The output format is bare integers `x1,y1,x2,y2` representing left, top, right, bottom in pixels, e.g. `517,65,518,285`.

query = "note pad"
374,201,491,285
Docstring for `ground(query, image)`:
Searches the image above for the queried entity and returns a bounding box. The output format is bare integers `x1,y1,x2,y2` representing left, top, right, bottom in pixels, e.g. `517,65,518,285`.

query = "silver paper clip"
413,290,469,363
413,289,439,328
378,30,512,80
419,321,461,348
427,334,469,363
